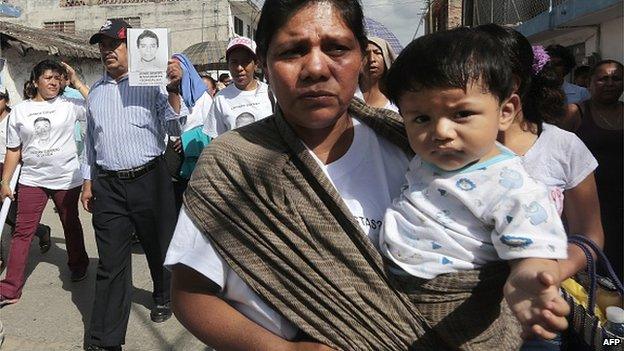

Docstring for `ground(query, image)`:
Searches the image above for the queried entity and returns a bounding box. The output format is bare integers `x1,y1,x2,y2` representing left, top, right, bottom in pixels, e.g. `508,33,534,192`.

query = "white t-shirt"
380,146,568,279
354,86,400,113
202,81,273,138
165,117,409,339
177,91,213,133
6,97,85,189
0,115,8,162
521,123,598,214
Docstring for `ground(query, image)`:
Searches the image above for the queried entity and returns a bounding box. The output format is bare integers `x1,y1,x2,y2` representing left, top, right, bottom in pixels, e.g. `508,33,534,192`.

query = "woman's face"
228,49,257,90
363,42,385,81
264,2,363,130
35,69,62,100
590,63,623,104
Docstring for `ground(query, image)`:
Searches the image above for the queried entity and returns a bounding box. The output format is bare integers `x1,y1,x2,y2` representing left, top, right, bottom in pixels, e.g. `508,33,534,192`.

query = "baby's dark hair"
475,24,565,125
385,27,514,107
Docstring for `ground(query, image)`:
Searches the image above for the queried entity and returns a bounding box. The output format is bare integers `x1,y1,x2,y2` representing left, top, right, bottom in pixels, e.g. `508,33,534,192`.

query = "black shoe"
84,344,121,351
38,224,52,254
150,302,172,323
71,269,88,282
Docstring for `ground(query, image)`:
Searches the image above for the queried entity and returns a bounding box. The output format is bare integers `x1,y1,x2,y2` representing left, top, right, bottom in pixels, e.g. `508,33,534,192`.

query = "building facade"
2,0,260,53
467,0,623,67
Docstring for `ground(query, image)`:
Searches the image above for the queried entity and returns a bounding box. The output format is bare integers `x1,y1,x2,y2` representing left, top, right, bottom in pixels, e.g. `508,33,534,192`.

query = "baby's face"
399,81,512,171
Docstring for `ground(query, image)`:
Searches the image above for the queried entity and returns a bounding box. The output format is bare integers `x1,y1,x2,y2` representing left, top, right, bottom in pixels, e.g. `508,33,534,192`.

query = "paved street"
0,202,210,351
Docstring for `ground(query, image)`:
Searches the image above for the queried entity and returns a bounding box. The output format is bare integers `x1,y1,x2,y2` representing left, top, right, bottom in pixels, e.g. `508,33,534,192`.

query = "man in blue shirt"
546,44,590,104
81,19,185,351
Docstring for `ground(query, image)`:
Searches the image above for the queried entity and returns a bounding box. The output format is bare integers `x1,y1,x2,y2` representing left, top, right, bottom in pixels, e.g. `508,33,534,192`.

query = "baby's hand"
504,259,570,340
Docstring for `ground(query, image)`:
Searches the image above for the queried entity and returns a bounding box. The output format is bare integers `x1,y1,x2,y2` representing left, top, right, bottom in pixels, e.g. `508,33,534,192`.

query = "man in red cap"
82,19,186,351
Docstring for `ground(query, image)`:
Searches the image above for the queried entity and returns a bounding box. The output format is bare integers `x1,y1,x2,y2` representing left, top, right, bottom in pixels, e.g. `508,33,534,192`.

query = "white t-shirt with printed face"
165,117,409,339
202,81,273,138
6,97,85,189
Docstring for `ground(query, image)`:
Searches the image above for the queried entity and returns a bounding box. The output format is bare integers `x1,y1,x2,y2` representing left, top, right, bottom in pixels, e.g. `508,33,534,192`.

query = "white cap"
226,36,257,60
606,306,624,323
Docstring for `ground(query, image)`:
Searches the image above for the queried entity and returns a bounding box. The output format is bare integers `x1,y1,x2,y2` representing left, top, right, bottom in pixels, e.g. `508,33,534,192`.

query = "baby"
380,27,570,348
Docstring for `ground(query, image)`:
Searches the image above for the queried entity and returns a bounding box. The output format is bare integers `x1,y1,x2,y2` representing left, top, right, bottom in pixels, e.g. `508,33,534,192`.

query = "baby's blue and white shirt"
380,144,568,279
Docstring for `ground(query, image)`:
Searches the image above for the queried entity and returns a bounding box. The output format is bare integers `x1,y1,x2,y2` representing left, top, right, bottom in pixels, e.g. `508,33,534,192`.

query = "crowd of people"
0,1,621,350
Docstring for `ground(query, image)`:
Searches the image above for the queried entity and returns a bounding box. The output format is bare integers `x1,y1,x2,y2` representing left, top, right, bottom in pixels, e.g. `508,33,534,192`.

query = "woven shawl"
183,98,519,350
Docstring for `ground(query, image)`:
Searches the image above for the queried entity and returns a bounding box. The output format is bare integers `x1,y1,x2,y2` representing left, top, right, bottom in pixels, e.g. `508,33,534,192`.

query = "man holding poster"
82,19,186,351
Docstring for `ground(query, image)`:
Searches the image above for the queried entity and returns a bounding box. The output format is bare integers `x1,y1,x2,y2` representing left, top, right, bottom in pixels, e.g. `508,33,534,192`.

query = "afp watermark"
603,338,622,346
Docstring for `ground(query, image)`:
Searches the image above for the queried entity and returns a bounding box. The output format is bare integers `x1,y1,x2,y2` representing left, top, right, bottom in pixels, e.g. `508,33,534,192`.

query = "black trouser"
87,157,176,347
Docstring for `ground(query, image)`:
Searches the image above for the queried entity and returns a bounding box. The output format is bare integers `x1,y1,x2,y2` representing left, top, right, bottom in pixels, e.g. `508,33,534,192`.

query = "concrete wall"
601,16,624,62
533,14,623,66
1,47,102,104
447,0,463,29
5,0,257,53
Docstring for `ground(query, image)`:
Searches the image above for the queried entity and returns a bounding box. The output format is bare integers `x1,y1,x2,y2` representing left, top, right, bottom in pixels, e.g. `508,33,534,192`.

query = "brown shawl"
183,98,521,350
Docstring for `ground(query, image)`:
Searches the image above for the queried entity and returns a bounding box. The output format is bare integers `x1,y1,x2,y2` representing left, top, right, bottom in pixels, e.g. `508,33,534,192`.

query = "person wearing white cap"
202,36,274,138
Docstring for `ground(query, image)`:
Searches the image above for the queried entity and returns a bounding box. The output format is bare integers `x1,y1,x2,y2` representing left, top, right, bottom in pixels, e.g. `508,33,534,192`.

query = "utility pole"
201,2,206,42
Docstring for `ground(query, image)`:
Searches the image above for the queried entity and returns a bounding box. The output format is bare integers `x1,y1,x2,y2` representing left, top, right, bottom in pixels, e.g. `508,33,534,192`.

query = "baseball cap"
226,37,257,61
89,19,132,45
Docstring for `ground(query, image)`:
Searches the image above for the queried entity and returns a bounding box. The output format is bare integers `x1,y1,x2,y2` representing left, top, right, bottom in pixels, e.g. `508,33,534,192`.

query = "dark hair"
546,44,576,75
475,24,565,126
255,0,367,63
137,29,159,48
385,27,514,106
218,73,230,82
203,75,218,90
574,65,590,77
591,59,623,76
34,116,51,125
25,59,66,99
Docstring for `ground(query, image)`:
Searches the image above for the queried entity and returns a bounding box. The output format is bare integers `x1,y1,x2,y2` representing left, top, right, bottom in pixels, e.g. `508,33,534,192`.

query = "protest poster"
128,28,169,86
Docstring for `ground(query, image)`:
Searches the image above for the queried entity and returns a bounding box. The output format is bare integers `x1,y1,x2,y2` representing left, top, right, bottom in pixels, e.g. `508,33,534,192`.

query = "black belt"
97,157,160,180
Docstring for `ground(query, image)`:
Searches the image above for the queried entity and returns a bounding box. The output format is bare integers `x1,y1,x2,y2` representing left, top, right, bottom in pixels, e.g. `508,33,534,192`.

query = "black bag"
562,235,624,351
163,136,184,179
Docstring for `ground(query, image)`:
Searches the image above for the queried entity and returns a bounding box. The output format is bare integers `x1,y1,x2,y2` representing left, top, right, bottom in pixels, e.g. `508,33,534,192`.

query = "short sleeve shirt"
7,96,85,189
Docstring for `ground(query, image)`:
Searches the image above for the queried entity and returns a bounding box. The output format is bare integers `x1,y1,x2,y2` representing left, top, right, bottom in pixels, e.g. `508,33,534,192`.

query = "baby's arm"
487,166,570,339
504,258,569,339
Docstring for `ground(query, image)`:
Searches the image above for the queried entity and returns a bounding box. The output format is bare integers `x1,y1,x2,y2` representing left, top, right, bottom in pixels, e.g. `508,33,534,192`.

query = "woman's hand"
60,62,78,86
0,183,14,201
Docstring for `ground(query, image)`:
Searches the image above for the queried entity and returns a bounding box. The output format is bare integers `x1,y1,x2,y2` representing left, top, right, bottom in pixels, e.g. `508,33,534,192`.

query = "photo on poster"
127,28,169,86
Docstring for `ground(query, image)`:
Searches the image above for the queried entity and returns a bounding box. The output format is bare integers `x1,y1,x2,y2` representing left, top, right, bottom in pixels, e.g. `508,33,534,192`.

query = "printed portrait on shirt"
33,116,52,147
235,112,255,128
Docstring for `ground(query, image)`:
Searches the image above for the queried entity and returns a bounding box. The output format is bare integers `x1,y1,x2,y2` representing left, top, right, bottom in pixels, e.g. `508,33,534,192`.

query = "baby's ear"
499,93,520,131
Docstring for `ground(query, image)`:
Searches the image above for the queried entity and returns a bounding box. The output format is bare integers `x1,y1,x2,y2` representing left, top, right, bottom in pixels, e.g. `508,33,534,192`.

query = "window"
44,21,76,34
246,25,251,38
107,17,141,27
234,16,244,36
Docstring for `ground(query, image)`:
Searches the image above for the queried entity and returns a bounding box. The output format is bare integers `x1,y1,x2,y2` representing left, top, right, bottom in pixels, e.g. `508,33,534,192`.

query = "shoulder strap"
268,86,276,113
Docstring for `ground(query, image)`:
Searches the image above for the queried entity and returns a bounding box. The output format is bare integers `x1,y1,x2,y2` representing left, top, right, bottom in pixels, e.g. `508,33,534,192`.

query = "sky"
360,0,427,46
255,0,428,47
